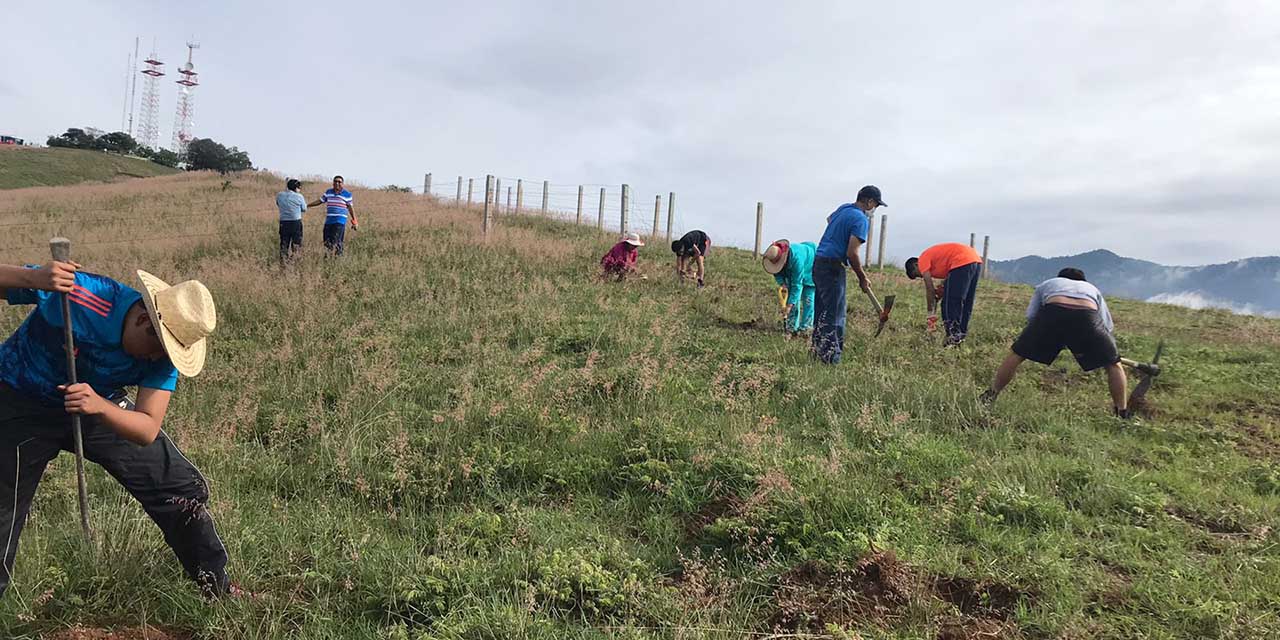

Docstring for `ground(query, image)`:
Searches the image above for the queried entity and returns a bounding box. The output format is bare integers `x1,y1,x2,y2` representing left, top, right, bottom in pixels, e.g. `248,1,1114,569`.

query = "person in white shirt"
982,268,1130,418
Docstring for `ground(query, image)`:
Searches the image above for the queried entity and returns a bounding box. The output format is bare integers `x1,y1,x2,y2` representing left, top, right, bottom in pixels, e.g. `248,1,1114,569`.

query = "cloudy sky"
3,1,1278,265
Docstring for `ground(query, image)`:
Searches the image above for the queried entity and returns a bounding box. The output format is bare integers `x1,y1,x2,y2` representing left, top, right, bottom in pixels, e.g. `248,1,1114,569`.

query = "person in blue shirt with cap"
810,185,886,364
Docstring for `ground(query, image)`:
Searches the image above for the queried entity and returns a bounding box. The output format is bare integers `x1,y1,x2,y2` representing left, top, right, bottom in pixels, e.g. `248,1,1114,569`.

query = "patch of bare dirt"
683,494,744,540
768,550,1036,637
42,625,190,640
936,616,1021,640
768,551,918,632
932,576,1033,620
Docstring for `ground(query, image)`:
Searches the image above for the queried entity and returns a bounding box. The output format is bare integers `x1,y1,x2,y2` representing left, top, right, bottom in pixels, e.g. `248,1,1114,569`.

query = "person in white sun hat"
600,231,646,281
0,259,234,598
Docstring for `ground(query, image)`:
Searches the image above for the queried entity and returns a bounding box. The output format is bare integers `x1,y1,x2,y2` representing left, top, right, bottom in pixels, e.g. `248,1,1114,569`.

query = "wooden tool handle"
863,289,883,315
50,237,72,262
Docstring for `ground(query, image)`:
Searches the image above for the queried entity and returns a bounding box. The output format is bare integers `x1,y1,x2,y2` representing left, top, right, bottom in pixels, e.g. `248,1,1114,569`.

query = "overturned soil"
43,625,190,640
769,551,918,632
768,550,1035,638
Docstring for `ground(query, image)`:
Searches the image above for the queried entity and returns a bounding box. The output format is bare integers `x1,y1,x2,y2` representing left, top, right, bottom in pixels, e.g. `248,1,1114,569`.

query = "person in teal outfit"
762,240,816,336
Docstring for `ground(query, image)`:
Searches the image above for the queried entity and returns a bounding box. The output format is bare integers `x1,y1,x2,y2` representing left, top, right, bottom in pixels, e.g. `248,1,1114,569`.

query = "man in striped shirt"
309,175,359,256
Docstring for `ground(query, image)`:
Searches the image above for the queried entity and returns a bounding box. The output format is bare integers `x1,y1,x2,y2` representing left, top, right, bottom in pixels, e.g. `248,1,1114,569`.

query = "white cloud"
1146,291,1280,318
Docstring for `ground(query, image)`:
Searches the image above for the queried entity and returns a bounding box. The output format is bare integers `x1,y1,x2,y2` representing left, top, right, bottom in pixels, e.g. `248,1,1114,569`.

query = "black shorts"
1011,303,1119,372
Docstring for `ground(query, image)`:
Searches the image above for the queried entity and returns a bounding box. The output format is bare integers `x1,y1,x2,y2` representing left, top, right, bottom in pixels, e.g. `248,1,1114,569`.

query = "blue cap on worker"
857,185,887,207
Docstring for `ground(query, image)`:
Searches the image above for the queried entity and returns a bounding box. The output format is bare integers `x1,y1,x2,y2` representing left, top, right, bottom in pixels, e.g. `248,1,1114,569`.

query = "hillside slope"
0,173,1277,639
0,145,179,189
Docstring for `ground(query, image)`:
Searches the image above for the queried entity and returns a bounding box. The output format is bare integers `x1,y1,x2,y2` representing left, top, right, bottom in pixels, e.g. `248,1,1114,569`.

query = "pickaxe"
862,291,896,338
1120,340,1165,407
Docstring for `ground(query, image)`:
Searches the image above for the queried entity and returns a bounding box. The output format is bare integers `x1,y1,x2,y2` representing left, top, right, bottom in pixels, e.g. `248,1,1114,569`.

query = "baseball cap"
857,185,887,207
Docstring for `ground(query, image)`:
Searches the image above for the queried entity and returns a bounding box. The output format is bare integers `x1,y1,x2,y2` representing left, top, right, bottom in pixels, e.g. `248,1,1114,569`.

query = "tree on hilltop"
184,138,253,174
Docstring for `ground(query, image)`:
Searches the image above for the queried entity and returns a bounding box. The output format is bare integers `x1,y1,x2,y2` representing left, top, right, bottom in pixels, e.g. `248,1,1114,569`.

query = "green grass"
0,146,179,190
1,172,1278,639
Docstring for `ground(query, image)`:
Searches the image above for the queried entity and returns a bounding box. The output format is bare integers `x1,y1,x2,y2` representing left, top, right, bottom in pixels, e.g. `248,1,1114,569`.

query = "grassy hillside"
0,146,179,190
0,173,1277,639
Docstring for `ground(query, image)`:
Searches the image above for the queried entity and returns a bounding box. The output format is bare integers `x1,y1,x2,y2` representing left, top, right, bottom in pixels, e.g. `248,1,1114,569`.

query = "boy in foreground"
982,268,1130,418
0,259,231,597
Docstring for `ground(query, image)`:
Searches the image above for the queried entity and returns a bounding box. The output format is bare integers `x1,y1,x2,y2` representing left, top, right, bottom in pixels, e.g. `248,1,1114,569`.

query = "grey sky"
2,1,1278,265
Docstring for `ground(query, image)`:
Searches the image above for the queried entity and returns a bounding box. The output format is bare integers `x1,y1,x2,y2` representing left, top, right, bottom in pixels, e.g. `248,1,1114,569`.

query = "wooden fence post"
576,186,584,225
666,192,675,242
455,176,462,206
482,175,493,234
877,214,887,269
652,195,662,240
969,232,975,248
494,178,502,215
865,213,875,265
467,178,474,207
753,202,764,258
621,184,630,234
597,187,606,231
506,187,512,213
516,179,524,214
982,235,991,278
424,173,431,196
541,180,549,215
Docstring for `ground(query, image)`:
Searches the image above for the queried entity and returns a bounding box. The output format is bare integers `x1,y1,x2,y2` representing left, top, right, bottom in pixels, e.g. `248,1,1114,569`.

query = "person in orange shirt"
905,242,983,345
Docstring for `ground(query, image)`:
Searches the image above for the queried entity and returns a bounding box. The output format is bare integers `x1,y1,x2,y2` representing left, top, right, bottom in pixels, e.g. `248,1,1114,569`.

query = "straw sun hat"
136,270,217,377
762,240,791,275
622,232,645,247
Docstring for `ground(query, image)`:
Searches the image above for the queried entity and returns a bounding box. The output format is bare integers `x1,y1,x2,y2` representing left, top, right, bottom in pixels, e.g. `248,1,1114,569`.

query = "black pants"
323,223,346,256
0,384,229,596
279,219,303,261
941,262,981,342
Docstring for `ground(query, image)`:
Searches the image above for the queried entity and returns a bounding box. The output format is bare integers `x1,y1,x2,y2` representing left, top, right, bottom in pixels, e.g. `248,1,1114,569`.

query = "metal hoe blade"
874,295,896,337
1127,340,1165,407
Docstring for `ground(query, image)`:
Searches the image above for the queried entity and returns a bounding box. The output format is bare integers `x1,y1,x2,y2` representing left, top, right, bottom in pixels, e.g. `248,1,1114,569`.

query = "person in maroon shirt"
601,232,645,280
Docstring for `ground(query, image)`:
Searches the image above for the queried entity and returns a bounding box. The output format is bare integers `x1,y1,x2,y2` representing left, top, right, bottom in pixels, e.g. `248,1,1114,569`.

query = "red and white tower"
137,47,165,150
171,42,200,156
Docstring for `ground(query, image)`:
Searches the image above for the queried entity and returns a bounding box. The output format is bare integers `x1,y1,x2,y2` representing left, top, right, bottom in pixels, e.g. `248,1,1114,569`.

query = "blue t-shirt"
276,190,307,222
1,268,178,407
322,189,354,225
815,203,870,262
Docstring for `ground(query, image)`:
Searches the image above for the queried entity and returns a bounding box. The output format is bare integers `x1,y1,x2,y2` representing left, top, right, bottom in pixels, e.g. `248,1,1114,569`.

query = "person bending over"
982,268,1130,418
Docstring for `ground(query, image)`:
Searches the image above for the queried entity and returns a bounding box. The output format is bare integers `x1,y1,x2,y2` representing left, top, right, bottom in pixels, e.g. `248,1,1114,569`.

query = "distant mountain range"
987,250,1280,317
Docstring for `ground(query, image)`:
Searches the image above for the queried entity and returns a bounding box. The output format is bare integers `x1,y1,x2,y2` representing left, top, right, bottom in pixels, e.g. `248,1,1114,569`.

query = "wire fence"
421,173,689,242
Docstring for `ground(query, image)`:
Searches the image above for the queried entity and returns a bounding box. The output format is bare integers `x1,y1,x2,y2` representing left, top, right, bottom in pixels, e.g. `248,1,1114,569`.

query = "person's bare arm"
348,202,359,228
59,384,171,446
922,273,938,314
846,238,871,293
0,262,78,299
696,255,705,282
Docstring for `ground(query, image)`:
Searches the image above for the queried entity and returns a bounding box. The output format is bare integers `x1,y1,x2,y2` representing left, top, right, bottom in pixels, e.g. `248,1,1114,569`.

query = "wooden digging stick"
50,237,92,541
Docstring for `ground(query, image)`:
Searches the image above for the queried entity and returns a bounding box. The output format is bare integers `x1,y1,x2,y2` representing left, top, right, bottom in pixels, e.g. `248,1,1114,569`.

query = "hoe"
1120,340,1165,407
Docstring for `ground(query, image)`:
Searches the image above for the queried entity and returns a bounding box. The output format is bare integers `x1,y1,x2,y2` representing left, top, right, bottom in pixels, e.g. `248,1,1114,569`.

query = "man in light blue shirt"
276,178,306,262
811,185,886,364
983,268,1130,418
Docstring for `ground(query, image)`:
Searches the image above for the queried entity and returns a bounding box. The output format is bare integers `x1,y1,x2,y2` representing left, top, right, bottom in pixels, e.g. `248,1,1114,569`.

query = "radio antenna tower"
171,41,200,157
137,42,165,149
